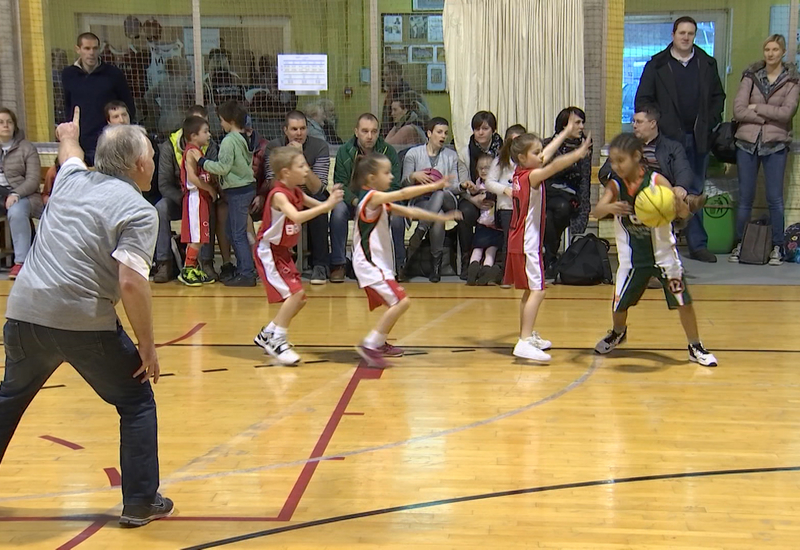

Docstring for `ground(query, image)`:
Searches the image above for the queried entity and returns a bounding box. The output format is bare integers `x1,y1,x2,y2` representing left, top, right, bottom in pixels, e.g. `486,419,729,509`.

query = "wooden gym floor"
1,280,799,549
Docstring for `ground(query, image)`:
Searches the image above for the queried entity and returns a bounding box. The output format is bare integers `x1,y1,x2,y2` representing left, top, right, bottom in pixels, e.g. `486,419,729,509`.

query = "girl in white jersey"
352,153,462,368
592,133,718,367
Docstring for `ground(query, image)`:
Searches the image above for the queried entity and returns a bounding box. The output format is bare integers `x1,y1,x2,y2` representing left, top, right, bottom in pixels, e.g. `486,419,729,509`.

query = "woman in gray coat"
0,108,43,278
731,34,800,265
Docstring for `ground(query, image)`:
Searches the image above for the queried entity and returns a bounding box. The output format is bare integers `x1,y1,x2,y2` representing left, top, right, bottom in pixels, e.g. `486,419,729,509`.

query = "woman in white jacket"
484,124,527,287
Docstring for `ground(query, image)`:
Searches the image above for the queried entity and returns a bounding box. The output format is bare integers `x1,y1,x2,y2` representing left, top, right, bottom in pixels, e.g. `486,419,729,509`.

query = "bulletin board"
382,12,446,93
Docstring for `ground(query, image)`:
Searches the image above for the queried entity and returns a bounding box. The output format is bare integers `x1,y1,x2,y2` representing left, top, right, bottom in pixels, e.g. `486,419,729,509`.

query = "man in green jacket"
329,113,402,282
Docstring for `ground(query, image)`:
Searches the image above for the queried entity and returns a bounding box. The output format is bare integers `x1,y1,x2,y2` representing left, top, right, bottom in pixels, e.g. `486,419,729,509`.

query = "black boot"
429,255,442,283
406,228,425,261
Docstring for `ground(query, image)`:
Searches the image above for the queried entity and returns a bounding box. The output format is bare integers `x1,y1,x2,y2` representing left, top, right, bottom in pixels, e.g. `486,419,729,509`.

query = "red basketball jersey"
507,167,545,256
258,182,304,249
180,143,211,194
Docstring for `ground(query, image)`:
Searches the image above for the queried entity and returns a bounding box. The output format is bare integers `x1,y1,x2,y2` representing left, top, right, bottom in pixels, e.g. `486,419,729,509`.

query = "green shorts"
612,266,692,312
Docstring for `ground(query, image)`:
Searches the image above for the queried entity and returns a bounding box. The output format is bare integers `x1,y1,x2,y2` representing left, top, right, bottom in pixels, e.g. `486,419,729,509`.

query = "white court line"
396,300,474,346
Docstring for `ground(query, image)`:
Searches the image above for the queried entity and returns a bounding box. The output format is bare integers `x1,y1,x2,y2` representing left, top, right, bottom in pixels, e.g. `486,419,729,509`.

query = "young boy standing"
198,100,258,287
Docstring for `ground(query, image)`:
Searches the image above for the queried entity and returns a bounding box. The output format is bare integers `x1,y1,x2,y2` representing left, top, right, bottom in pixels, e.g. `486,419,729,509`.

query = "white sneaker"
728,244,740,263
529,331,552,351
254,331,300,366
769,246,783,266
688,342,718,367
513,338,551,362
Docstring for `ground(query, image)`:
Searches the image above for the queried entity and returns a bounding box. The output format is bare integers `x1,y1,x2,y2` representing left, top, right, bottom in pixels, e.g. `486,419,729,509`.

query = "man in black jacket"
634,16,725,263
62,33,135,165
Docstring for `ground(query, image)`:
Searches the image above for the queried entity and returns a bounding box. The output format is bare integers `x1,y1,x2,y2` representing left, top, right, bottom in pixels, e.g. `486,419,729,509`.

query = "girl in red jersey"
501,125,591,362
350,153,462,368
253,147,343,365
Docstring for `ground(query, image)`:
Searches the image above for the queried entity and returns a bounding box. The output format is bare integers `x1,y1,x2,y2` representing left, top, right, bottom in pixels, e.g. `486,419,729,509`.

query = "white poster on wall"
384,15,403,43
427,15,443,42
182,28,221,55
278,54,328,92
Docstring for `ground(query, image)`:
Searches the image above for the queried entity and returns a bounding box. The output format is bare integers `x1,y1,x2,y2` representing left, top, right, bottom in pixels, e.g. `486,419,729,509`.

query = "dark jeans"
497,209,512,269
306,189,330,269
0,320,159,506
155,196,215,263
390,214,406,269
544,194,573,267
682,133,710,252
225,185,257,278
457,199,480,268
736,147,788,247
329,201,357,267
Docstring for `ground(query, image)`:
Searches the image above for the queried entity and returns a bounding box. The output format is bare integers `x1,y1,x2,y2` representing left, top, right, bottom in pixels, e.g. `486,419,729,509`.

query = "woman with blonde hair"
731,34,800,265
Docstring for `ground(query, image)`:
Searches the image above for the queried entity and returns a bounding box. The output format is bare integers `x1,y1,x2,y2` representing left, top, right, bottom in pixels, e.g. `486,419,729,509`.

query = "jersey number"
285,224,300,235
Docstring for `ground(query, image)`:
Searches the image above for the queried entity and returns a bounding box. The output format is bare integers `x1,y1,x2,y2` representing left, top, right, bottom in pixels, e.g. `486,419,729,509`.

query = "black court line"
201,368,228,373
451,349,476,353
403,351,428,356
303,360,330,365
138,293,800,303
159,373,176,377
166,343,800,354
182,465,800,549
41,384,66,389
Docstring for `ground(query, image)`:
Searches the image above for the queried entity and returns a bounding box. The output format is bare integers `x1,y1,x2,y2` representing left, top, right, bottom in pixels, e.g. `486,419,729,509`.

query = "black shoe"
396,264,411,283
478,264,502,286
199,260,218,282
466,261,481,286
223,274,257,287
594,327,627,354
544,264,557,283
689,248,717,263
219,262,236,282
119,494,174,527
429,257,442,283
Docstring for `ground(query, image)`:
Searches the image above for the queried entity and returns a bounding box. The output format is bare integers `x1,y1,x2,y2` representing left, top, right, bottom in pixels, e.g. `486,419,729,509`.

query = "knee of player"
295,290,308,304
397,296,411,311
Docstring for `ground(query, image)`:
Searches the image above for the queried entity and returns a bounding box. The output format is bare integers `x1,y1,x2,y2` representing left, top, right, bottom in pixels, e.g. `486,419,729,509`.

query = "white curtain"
443,0,585,161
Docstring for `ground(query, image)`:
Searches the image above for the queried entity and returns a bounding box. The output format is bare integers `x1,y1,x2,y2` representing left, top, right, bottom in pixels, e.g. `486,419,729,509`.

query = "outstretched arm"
591,182,631,220
366,177,452,206
273,187,343,225
56,106,84,165
529,135,592,188
541,116,581,165
389,202,463,223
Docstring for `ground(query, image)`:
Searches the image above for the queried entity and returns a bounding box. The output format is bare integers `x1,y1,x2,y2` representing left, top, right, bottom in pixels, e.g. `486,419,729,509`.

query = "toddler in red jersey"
501,121,591,362
253,147,343,365
180,116,218,286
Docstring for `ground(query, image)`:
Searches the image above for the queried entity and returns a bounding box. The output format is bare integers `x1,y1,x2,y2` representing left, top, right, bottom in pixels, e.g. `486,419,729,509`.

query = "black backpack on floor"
555,234,613,285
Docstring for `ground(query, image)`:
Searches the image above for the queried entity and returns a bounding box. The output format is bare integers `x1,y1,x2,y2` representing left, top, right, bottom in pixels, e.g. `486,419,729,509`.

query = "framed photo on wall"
413,0,445,11
427,63,446,92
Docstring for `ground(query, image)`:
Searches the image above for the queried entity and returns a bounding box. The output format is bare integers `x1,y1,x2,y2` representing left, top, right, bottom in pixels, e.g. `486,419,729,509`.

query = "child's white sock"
363,330,386,350
273,325,288,340
262,322,277,337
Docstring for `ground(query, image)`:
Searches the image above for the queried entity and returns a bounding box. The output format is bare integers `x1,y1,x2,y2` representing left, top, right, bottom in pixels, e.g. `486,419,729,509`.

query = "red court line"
155,323,206,348
276,365,383,521
55,519,109,550
39,435,83,450
104,467,121,487
1,365,383,526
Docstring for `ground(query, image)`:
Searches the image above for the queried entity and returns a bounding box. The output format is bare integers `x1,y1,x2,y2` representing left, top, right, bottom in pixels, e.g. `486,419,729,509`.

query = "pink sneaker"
356,345,389,368
379,342,404,357
9,264,22,280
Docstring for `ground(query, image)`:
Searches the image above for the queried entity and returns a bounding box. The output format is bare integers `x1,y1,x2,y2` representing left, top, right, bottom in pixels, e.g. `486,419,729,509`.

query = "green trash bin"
704,193,735,254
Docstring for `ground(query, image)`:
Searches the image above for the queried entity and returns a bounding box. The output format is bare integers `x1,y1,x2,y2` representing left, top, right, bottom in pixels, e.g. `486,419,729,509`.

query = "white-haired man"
0,108,172,527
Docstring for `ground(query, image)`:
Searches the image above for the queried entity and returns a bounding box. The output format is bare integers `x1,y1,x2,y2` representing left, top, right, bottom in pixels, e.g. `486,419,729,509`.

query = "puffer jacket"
734,61,800,145
0,130,41,199
0,130,43,217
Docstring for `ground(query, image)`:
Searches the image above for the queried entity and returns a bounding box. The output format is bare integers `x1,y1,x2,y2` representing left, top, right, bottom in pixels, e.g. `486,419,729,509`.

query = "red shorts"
504,252,544,291
364,279,407,311
181,189,211,244
254,242,303,303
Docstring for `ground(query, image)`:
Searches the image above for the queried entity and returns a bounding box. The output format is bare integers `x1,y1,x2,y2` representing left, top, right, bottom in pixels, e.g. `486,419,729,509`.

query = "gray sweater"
401,144,469,196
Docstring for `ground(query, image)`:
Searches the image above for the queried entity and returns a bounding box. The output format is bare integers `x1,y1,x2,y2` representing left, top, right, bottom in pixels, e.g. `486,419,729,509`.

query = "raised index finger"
72,106,80,127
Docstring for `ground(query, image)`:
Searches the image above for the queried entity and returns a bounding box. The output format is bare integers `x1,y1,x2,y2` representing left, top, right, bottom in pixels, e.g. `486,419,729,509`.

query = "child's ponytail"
352,152,389,194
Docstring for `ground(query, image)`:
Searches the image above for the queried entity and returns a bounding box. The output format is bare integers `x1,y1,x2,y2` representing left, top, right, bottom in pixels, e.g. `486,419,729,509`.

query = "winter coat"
734,61,800,146
635,45,726,154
